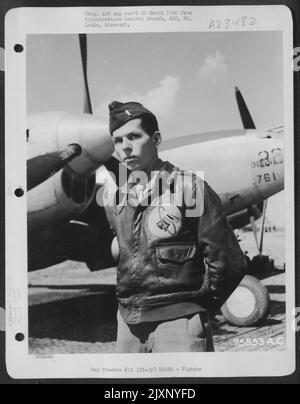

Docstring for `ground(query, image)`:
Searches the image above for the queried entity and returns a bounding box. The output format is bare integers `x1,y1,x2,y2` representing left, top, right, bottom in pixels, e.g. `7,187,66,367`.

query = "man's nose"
122,138,132,151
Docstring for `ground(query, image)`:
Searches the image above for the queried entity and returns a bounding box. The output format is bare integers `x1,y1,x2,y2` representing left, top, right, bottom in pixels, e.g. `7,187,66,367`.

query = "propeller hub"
57,113,114,176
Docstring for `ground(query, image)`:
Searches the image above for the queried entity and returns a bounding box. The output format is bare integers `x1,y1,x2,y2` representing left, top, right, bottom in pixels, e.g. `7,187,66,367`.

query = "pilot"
107,100,246,353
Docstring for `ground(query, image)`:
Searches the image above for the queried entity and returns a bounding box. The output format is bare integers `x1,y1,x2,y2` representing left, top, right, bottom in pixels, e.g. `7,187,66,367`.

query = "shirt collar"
117,160,178,209
127,158,165,187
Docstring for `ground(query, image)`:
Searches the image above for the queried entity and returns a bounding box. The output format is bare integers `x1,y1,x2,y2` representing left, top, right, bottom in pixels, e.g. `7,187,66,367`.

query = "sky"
27,32,285,226
27,31,284,137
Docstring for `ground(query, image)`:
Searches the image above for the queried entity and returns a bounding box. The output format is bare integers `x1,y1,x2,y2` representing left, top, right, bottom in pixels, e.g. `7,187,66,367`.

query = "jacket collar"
117,159,179,211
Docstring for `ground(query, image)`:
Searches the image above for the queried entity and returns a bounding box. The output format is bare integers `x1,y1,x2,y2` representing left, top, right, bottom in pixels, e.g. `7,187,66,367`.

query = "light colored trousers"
116,310,214,353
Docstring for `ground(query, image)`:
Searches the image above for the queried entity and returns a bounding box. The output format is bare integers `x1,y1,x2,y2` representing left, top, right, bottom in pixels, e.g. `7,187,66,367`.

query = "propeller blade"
235,86,256,130
79,34,93,114
27,144,82,191
79,34,118,177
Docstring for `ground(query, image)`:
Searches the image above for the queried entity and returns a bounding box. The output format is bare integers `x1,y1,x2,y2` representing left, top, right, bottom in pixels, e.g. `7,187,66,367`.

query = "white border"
5,5,295,379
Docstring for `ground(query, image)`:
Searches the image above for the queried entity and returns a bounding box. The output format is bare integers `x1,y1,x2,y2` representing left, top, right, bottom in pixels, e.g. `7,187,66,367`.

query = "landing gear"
222,200,275,327
248,254,275,275
221,275,270,327
243,250,275,276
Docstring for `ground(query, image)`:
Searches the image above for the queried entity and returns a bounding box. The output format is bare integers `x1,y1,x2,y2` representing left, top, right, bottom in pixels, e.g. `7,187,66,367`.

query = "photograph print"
26,30,287,356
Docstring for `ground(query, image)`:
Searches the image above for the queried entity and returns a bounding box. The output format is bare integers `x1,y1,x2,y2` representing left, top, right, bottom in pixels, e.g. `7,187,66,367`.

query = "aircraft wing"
160,130,246,152
29,265,117,292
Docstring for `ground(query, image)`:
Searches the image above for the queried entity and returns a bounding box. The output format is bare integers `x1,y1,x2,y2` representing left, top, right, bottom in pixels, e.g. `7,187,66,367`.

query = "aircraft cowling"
27,112,115,224
56,113,114,176
27,170,89,227
27,112,114,175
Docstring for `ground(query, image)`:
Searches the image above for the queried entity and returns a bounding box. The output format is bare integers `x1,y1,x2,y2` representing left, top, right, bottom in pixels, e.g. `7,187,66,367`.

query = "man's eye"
114,138,122,144
129,134,140,141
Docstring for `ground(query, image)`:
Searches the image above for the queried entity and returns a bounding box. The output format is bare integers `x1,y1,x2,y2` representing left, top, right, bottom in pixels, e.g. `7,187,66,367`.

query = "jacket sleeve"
195,181,247,312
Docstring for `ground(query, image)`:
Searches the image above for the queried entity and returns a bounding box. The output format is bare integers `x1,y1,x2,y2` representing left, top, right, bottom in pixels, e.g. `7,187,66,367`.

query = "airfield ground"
28,230,287,354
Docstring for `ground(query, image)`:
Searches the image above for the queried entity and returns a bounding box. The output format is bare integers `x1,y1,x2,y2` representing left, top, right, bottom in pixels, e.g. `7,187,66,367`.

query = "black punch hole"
15,333,25,342
14,44,24,53
15,188,24,198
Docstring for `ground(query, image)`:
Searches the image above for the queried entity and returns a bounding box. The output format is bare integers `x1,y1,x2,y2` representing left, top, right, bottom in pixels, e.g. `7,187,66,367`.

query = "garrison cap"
109,101,157,134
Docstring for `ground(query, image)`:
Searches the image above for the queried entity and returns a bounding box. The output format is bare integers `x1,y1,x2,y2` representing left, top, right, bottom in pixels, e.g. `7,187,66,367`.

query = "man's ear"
153,131,162,148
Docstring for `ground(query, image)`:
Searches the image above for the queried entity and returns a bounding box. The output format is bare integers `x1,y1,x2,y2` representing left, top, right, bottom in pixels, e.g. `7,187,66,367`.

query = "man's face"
112,119,158,172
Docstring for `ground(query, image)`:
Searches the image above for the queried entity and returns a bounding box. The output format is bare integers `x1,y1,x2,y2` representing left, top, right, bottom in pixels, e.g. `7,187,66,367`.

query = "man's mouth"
124,156,138,163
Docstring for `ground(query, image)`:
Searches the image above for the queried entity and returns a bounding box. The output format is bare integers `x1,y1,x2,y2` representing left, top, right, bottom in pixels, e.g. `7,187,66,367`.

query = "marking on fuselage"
251,149,283,169
257,172,277,185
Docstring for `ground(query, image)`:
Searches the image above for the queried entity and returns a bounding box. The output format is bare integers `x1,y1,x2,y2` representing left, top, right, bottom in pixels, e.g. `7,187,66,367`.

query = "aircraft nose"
56,113,115,176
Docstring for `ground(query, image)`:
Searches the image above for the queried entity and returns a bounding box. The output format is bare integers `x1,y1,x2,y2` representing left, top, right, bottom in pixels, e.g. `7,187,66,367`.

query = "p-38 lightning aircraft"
26,35,284,327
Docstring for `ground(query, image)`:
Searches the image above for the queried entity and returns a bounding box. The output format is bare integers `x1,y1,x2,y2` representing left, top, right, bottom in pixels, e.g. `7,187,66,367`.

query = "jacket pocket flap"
156,244,197,263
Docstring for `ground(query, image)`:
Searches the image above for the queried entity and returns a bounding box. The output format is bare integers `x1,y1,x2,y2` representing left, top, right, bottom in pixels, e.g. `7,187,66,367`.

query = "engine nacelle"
27,112,115,222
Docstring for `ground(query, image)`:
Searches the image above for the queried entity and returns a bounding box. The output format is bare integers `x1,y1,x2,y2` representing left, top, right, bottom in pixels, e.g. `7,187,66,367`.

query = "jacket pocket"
156,243,197,264
155,243,203,293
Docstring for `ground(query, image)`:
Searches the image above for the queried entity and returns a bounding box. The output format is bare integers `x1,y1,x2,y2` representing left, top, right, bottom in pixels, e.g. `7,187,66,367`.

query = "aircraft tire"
221,275,270,327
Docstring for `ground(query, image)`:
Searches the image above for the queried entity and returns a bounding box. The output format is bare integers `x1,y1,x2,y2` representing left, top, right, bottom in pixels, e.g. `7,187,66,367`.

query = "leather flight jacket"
113,160,246,324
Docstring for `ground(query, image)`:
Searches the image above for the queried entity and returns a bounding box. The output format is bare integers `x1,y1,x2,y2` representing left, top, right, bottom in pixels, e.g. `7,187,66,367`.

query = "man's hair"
140,113,160,137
